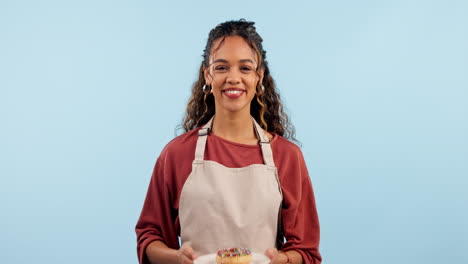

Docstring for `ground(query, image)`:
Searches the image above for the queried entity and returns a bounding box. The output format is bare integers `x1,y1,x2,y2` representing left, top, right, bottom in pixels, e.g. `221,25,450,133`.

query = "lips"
222,88,245,99
222,88,245,93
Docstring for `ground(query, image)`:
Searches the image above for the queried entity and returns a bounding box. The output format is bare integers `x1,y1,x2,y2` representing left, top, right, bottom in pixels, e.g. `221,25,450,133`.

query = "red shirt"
135,126,322,264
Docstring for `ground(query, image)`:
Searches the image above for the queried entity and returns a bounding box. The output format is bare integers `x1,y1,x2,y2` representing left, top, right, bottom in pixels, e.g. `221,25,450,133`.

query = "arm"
135,154,180,264
265,248,304,264
146,241,197,264
146,241,178,264
279,147,322,264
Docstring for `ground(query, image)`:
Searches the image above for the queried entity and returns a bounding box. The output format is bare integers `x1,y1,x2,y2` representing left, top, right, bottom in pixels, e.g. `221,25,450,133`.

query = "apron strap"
252,117,275,167
194,115,275,166
194,116,214,161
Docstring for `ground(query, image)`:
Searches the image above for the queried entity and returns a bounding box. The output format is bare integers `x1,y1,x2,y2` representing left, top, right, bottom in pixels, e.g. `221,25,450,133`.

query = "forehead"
210,36,257,63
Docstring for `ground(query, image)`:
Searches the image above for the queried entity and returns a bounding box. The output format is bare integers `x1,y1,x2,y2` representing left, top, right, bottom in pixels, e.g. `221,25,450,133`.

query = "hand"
264,248,283,264
177,245,198,264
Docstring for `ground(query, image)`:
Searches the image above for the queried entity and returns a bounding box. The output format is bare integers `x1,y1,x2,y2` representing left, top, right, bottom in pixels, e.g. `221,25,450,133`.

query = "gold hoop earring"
257,85,265,95
202,84,213,94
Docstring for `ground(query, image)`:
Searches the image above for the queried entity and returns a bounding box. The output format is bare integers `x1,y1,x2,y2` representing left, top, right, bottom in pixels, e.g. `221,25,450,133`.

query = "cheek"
211,74,225,86
245,74,259,85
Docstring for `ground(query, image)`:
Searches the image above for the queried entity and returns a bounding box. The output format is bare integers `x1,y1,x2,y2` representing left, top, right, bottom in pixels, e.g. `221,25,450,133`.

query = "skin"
203,35,273,144
145,36,303,264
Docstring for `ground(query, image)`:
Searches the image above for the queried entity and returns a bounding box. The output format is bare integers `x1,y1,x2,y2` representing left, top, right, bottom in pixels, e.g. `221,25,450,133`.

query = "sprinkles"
217,248,252,257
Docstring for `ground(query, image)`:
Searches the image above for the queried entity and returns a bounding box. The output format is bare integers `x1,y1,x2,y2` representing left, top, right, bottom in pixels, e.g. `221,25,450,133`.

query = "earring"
202,84,209,93
257,85,265,94
202,84,213,94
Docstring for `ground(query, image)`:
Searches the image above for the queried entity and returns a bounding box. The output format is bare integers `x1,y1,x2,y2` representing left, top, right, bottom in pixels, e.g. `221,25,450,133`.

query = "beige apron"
179,115,283,255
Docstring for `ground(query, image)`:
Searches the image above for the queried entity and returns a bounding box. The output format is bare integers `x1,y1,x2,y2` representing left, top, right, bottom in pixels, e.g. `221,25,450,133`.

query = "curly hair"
179,18,298,143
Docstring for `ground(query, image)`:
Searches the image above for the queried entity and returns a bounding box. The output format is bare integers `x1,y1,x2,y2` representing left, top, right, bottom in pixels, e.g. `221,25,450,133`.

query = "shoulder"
270,133,303,156
271,134,311,185
270,133,307,170
159,127,201,159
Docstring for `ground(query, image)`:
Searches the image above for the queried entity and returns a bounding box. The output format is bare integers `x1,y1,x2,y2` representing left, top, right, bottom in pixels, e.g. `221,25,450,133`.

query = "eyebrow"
212,59,256,64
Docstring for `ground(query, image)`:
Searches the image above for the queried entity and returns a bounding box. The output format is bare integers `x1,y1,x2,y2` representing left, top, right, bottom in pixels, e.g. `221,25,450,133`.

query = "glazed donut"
216,248,252,264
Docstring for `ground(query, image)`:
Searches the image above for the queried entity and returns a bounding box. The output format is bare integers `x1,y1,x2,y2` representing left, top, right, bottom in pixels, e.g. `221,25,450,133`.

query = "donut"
216,248,252,264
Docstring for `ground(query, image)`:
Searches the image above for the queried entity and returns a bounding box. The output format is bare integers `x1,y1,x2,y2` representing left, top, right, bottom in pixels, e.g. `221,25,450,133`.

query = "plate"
194,253,270,264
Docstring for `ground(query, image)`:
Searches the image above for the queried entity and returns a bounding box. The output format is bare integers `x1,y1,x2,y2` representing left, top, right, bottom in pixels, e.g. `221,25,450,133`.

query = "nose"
226,69,241,84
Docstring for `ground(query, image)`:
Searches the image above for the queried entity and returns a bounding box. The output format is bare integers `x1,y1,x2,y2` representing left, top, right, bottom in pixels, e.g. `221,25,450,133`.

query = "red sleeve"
135,150,180,264
279,145,322,264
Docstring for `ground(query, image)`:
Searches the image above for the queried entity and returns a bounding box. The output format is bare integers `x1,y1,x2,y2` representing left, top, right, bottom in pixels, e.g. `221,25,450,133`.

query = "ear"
203,65,212,85
258,67,265,86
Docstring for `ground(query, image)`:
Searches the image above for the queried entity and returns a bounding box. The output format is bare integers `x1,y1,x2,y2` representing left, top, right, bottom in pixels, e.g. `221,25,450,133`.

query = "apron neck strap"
252,118,275,166
194,115,275,166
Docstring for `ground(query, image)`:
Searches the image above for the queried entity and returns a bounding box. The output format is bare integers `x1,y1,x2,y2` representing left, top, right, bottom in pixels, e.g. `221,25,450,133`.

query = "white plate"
194,253,270,264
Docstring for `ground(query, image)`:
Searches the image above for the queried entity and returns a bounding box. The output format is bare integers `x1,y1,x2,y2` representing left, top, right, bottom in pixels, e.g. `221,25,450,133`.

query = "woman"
135,19,321,264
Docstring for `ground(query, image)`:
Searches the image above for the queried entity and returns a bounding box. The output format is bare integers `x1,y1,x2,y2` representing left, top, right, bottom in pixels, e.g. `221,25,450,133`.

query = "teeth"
225,90,243,95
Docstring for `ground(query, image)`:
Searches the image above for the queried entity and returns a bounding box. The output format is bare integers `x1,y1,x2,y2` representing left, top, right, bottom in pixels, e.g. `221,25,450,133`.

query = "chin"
217,105,250,114
224,108,244,113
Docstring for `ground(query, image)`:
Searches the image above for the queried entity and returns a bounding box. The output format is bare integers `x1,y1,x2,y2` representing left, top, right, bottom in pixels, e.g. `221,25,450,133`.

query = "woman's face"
204,35,264,115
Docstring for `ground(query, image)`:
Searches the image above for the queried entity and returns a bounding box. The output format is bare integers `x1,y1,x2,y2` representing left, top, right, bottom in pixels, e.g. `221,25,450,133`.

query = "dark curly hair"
179,18,298,143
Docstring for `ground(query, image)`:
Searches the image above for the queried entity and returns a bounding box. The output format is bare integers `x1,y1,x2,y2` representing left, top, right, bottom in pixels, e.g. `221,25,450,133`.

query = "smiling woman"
181,19,297,143
135,19,322,264
204,35,263,125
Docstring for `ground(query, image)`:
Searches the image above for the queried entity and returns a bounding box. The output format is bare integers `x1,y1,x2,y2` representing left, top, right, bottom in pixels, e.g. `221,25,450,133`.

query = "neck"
211,109,256,142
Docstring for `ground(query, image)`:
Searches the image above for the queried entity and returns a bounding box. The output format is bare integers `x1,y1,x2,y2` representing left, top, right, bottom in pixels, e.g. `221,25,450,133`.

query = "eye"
240,66,252,71
215,65,228,71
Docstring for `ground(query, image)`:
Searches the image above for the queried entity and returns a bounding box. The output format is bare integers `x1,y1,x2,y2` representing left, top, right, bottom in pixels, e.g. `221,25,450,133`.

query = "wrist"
279,251,291,264
146,241,179,264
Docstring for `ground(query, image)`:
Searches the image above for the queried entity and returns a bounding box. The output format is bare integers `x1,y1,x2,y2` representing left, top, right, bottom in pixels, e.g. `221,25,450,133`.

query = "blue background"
1,0,467,263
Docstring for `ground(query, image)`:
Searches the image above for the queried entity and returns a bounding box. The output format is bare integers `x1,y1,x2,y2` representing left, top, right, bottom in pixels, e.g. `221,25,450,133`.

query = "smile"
222,89,245,99
224,90,243,95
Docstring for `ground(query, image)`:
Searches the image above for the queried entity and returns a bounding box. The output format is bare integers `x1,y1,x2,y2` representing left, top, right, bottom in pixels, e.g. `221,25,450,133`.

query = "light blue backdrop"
1,0,467,263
